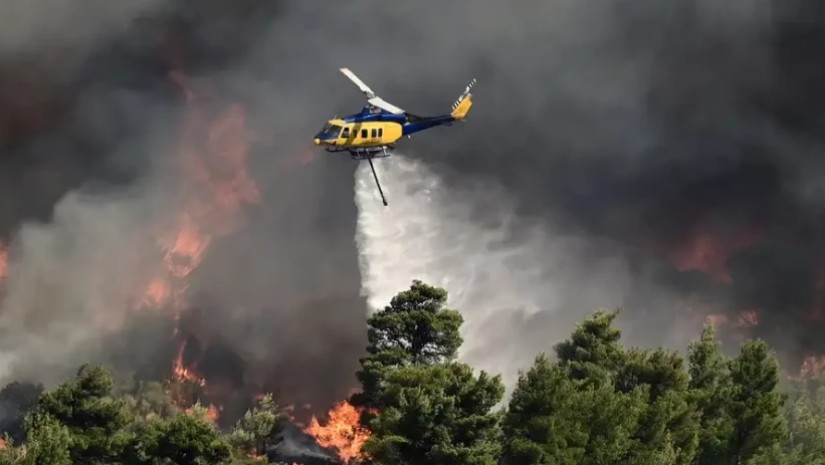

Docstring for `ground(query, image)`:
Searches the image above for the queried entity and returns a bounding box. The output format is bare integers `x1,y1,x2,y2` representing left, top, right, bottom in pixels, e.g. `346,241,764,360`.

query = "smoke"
347,0,825,375
0,0,366,419
1,0,823,424
355,155,640,386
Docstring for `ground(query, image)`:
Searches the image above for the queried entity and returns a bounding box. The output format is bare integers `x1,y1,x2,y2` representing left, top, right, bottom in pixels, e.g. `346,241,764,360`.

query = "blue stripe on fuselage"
342,106,406,124
402,115,455,136
338,106,457,136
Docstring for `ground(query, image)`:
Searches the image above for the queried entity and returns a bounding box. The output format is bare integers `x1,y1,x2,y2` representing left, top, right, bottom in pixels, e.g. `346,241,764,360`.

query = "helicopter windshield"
319,123,342,139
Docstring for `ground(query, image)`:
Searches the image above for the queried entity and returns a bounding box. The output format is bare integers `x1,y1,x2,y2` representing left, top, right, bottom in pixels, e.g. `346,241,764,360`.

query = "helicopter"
313,67,476,206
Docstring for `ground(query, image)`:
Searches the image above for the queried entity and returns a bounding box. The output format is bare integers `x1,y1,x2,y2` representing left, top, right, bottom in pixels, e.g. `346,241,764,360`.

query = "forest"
0,280,822,465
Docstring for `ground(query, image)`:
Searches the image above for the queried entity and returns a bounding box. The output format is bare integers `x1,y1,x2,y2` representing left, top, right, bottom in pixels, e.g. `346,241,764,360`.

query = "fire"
132,67,261,416
738,308,759,327
205,404,221,422
142,278,172,309
183,403,222,423
304,400,370,462
790,355,825,381
164,216,212,279
173,340,206,387
703,309,760,331
705,313,729,328
670,229,762,284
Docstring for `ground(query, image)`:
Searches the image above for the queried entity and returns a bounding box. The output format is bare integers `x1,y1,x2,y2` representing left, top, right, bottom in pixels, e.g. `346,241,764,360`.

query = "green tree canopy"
554,309,623,385
727,340,788,464
227,394,284,458
504,310,699,465
22,413,73,465
355,281,504,465
688,325,736,465
352,280,464,411
362,362,503,465
129,403,231,465
31,364,132,464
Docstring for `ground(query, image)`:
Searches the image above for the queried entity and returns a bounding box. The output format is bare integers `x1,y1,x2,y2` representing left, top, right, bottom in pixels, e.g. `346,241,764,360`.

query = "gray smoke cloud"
0,0,823,423
338,0,824,373
0,0,367,421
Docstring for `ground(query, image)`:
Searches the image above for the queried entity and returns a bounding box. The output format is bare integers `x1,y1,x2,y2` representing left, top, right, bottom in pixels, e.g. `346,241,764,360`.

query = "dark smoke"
307,0,822,376
2,0,824,425
0,0,365,421
368,0,825,365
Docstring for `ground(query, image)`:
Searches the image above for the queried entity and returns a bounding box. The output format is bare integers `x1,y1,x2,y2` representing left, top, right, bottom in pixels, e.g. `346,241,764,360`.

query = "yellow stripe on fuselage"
326,119,403,148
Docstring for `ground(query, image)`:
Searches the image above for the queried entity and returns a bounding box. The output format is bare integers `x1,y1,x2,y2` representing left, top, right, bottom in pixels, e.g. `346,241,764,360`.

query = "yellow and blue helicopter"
314,67,476,206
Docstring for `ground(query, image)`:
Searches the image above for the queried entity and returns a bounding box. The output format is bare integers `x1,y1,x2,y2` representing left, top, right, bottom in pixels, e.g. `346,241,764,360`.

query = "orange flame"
705,313,729,329
173,340,206,387
135,69,261,403
164,216,212,280
791,355,825,380
738,308,759,327
670,229,762,284
304,400,370,462
205,403,221,422
183,403,221,423
142,278,172,309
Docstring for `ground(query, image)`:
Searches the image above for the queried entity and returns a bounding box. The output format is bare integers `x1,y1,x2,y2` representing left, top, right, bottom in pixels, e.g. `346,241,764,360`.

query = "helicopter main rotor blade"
340,67,406,114
340,67,375,98
368,96,405,115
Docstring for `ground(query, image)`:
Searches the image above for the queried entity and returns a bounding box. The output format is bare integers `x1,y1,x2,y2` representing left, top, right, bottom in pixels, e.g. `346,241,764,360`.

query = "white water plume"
353,154,632,388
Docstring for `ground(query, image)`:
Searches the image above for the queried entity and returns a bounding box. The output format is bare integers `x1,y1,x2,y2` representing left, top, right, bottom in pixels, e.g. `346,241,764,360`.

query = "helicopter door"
341,126,350,139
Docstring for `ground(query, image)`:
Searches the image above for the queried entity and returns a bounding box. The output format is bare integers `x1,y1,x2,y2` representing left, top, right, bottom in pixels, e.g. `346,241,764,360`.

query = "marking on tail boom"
453,78,477,110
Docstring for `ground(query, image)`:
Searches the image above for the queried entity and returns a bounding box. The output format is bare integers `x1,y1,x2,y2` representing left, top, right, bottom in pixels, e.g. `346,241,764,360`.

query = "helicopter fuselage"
313,106,455,149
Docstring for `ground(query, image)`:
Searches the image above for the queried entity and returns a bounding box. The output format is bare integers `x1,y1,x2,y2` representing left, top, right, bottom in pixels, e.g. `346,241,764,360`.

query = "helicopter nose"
313,138,320,145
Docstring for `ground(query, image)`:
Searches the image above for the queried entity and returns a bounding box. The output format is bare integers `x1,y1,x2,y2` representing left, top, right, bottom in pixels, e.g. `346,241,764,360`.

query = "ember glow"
790,356,825,381
704,313,729,329
121,68,263,423
738,309,759,328
304,400,370,462
669,229,763,285
172,340,206,387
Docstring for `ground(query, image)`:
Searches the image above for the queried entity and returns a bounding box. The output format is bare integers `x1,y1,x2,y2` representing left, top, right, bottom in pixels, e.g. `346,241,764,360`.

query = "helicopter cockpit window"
321,123,342,138
342,127,350,138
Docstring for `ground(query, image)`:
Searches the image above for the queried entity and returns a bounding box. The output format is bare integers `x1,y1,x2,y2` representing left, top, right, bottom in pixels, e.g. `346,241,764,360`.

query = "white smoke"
354,154,634,389
0,175,178,385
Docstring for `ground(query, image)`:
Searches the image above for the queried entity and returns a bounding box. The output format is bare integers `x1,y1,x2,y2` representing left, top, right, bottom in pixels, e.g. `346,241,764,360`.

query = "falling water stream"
352,154,632,389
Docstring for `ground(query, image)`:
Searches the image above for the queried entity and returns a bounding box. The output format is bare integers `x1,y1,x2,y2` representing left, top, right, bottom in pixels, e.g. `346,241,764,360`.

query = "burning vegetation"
0,280,822,465
1,0,825,464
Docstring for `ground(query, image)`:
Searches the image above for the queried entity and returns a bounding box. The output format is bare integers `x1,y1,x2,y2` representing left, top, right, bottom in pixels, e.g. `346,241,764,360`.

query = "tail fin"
450,78,476,120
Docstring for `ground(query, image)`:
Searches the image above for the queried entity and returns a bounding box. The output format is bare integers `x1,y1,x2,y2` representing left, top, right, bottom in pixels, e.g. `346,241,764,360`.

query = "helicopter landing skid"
324,145,394,160
325,146,392,206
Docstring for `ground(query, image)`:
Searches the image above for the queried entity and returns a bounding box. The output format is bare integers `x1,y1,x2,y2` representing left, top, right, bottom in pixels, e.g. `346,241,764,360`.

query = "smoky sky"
284,0,825,365
0,0,366,419
1,0,824,418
